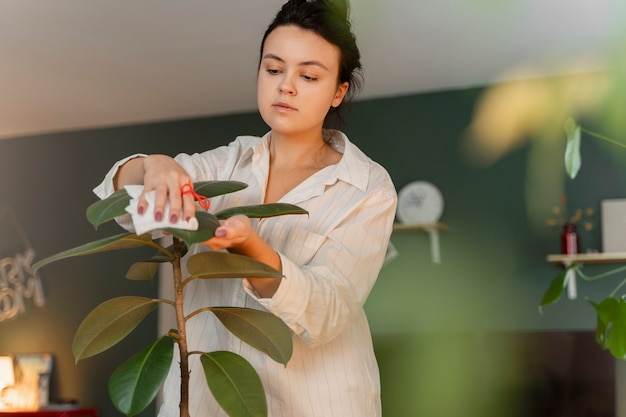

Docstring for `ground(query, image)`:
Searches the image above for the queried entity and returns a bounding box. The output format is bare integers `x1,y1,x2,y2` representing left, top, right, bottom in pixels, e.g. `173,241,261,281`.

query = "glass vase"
561,222,580,254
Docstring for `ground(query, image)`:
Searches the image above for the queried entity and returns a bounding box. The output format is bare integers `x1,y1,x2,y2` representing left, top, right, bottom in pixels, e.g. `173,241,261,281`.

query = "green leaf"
209,307,292,365
590,297,626,360
32,233,153,273
73,296,160,362
200,351,267,417
194,181,248,198
163,211,220,247
126,262,160,281
125,247,176,281
216,203,308,220
187,252,283,279
538,269,570,312
108,335,175,417
84,180,245,230
86,189,132,228
137,246,178,264
564,117,582,179
84,181,245,230
593,298,613,349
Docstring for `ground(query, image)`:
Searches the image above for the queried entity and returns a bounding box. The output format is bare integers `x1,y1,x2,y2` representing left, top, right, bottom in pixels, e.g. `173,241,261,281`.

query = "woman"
94,0,396,415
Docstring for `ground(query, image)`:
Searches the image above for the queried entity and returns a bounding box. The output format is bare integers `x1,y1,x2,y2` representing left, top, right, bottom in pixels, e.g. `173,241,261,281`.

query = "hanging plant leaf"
538,268,571,312
86,188,132,228
163,211,220,247
194,180,248,197
32,233,154,273
209,307,292,365
590,297,626,359
73,296,160,362
592,298,615,349
108,335,175,417
216,203,308,220
200,351,267,417
564,118,582,179
187,252,283,280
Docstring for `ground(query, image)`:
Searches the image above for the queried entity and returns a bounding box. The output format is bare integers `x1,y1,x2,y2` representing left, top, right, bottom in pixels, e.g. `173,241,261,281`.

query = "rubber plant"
32,181,307,417
540,118,626,360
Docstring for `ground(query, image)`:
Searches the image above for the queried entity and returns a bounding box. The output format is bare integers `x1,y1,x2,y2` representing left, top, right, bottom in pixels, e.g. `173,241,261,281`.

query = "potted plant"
540,118,626,360
33,180,307,417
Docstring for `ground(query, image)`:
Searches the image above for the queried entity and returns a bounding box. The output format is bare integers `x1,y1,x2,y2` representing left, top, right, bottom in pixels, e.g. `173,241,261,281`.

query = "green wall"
0,84,621,416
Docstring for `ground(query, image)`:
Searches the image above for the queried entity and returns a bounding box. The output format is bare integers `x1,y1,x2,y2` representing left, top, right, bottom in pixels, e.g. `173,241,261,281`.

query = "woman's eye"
266,68,281,75
302,74,318,81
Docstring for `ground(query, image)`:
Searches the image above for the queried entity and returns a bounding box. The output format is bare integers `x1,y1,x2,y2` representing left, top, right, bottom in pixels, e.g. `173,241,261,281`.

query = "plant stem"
577,264,626,281
581,127,626,148
172,237,191,417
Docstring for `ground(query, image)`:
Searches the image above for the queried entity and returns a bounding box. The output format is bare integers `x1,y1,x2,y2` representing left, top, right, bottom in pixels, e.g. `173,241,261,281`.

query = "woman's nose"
279,75,296,95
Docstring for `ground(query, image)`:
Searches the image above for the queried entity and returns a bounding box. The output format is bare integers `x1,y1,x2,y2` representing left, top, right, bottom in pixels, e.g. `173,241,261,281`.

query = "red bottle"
561,222,580,254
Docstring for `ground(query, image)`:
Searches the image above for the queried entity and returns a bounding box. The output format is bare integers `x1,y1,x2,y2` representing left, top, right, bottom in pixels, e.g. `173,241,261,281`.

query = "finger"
136,194,148,216
166,181,183,224
181,193,196,222
151,184,169,222
202,238,223,251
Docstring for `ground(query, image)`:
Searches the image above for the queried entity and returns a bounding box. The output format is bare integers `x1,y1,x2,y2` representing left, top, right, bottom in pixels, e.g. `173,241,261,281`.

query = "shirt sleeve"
91,154,148,233
92,154,148,199
244,181,398,348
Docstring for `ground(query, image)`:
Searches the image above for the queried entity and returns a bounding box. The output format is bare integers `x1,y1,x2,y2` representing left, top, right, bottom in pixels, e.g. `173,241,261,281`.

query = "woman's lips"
273,102,296,112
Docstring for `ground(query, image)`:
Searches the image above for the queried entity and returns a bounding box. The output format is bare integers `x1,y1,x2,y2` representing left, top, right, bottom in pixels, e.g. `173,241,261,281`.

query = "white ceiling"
1,0,624,140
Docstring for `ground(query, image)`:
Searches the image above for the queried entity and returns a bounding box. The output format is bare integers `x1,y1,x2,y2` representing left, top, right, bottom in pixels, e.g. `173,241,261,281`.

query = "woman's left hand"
204,214,282,297
203,215,253,251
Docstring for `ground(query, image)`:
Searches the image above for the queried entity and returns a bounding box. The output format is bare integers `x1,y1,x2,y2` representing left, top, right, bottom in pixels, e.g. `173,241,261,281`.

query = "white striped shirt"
94,130,397,417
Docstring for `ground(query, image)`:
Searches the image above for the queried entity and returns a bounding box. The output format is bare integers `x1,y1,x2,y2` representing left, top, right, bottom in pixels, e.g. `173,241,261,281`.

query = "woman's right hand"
119,154,197,223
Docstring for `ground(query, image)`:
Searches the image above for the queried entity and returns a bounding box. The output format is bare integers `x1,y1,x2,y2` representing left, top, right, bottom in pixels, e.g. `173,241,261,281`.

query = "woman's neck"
264,130,341,203
268,131,331,169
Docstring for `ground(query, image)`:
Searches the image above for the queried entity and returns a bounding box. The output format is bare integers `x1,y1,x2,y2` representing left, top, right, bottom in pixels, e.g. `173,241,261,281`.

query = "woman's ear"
331,82,349,108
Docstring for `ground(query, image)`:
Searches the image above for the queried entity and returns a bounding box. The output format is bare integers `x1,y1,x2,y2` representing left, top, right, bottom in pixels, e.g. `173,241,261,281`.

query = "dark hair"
260,0,362,124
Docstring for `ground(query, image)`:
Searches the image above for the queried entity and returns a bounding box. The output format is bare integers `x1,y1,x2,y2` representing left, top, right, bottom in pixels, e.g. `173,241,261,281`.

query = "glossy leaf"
136,246,178,264
86,188,132,228
209,307,292,365
32,233,153,273
108,335,175,417
200,351,267,417
85,181,245,230
538,269,570,312
216,203,308,220
194,180,248,198
126,262,160,281
163,211,220,247
73,296,160,362
125,247,176,281
590,297,626,359
187,252,283,279
564,118,582,179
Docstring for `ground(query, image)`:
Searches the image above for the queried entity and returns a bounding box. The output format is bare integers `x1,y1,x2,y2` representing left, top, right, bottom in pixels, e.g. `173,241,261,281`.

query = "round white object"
396,181,444,224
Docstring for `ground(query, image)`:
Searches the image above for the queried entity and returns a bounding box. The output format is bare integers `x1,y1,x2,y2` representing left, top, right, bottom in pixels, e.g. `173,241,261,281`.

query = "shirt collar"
323,129,370,192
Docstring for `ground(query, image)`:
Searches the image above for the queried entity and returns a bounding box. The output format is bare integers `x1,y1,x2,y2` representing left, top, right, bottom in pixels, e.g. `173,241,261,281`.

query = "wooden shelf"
392,222,447,264
546,252,626,264
546,252,626,300
392,222,448,232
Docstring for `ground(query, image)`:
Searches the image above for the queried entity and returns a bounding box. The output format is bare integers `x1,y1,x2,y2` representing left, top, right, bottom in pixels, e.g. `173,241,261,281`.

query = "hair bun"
323,0,350,23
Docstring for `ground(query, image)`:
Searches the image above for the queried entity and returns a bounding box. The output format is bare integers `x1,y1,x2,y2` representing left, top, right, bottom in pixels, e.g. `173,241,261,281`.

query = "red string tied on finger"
181,180,211,210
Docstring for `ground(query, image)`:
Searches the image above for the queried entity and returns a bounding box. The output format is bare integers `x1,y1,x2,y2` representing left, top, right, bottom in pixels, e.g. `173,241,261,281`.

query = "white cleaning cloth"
124,185,199,235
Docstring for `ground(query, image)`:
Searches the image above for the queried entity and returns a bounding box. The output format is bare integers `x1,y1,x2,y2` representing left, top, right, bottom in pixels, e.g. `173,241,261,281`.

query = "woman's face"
257,25,348,138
